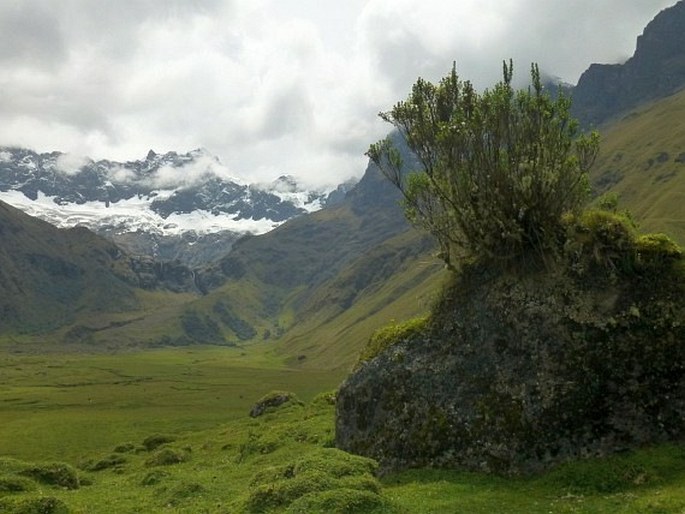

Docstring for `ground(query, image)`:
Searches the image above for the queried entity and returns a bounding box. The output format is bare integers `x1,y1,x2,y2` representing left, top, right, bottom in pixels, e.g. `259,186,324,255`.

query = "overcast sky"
0,0,676,186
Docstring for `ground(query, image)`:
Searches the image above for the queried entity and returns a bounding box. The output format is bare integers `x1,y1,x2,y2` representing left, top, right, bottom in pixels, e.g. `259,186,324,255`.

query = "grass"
592,87,685,245
385,444,685,513
1,350,684,512
0,345,345,462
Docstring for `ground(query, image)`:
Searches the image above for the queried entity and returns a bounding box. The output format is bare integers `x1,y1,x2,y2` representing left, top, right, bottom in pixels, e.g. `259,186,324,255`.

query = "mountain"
3,2,684,362
0,147,354,265
0,199,197,336
571,0,685,127
591,87,685,240
66,147,445,360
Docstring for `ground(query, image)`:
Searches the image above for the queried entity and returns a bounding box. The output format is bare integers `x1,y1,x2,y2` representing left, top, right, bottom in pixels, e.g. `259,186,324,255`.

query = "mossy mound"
249,391,304,418
18,463,80,490
144,447,190,467
0,496,70,514
337,215,685,474
242,447,391,513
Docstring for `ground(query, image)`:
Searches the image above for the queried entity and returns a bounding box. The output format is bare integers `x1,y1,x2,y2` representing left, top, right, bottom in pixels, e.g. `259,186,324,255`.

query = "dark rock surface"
336,263,685,474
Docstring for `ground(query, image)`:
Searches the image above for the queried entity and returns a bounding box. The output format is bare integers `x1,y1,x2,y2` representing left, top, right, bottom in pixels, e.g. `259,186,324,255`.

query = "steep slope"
591,87,685,242
0,200,137,333
571,0,685,127
0,200,195,336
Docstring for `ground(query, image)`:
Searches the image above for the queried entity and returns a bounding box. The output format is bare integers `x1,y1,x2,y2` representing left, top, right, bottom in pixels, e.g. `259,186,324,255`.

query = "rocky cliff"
572,0,685,127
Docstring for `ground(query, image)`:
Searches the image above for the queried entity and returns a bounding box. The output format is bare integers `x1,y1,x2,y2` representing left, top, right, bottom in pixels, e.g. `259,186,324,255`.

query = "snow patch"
0,190,281,237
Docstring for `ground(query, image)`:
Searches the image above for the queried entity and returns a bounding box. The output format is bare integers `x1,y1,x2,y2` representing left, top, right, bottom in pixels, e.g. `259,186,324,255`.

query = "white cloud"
146,154,238,189
0,0,677,186
55,153,90,176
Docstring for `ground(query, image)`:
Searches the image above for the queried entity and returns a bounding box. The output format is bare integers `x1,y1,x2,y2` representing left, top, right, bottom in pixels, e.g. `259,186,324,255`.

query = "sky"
0,0,677,187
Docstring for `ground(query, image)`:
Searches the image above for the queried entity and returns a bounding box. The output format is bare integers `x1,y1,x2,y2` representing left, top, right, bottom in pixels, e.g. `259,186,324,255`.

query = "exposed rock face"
572,0,685,127
336,263,685,474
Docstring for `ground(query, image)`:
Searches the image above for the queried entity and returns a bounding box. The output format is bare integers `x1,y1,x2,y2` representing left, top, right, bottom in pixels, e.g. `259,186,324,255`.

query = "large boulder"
336,239,685,474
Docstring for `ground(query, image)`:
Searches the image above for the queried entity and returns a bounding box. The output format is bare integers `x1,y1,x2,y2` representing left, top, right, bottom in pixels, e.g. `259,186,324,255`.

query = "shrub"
0,475,35,493
81,454,127,472
243,449,383,513
112,442,136,453
140,470,170,486
249,391,303,418
164,482,206,507
368,61,599,269
286,488,390,514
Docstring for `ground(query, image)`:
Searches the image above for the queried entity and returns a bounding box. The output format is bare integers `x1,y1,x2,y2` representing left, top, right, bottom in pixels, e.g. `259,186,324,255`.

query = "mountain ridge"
0,146,354,265
570,0,685,127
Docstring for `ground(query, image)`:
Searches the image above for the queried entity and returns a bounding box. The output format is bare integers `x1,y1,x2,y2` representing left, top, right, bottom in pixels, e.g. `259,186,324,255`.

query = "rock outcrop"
336,244,685,474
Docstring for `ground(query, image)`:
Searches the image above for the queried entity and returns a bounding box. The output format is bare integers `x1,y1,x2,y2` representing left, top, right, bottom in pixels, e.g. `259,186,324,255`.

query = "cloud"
55,153,90,176
0,0,677,187
146,153,237,189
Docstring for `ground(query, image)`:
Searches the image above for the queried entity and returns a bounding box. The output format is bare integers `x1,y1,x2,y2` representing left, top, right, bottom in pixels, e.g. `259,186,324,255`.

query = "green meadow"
1,344,685,513
0,345,345,463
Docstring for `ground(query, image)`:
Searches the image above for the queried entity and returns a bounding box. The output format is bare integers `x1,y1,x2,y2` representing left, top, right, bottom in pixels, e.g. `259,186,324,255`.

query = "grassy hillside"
57,85,685,370
0,201,141,334
592,87,685,242
76,165,445,371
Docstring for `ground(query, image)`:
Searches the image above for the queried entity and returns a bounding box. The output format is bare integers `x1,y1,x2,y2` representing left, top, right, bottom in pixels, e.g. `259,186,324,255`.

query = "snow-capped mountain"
0,147,355,265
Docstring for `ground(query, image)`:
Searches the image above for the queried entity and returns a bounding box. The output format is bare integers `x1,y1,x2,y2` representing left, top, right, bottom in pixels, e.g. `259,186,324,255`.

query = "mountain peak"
0,146,350,264
571,0,685,127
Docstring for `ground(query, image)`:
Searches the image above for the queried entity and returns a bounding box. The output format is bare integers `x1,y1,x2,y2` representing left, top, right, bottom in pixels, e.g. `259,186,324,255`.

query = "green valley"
2,3,685,511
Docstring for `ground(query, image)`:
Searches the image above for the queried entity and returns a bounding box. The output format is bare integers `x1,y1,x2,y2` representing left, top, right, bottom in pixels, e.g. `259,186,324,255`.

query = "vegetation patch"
0,496,70,514
0,475,35,493
18,463,80,490
80,453,127,472
141,433,176,451
356,316,428,368
242,448,385,513
249,390,303,418
139,469,170,487
145,447,190,467
162,481,206,507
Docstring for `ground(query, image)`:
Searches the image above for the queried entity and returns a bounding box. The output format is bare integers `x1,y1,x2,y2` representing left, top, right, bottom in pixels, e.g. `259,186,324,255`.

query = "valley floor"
1,345,684,513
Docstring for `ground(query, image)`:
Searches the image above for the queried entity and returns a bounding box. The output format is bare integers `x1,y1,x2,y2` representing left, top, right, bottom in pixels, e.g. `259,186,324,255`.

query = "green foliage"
0,496,70,514
180,310,223,344
249,391,304,418
368,61,599,269
356,316,429,368
2,357,685,512
163,481,206,507
80,453,127,472
139,469,169,486
563,208,683,276
243,448,385,513
635,233,683,267
0,475,35,493
18,463,80,490
286,488,392,513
